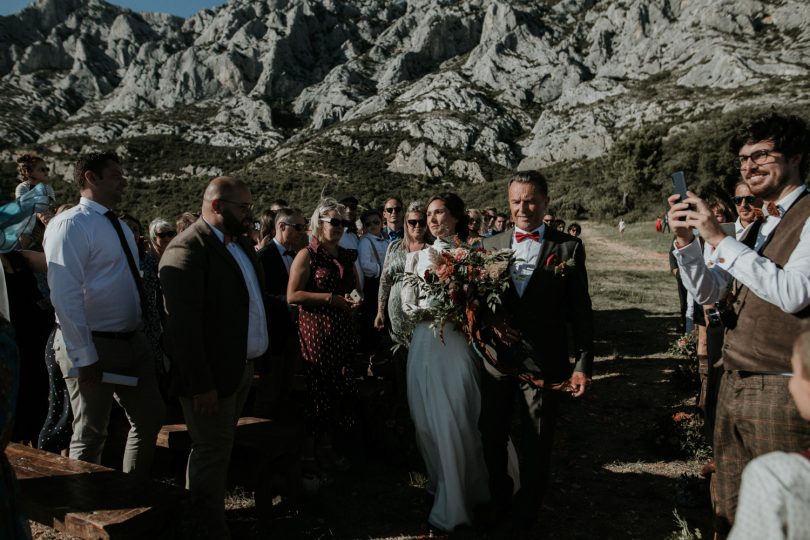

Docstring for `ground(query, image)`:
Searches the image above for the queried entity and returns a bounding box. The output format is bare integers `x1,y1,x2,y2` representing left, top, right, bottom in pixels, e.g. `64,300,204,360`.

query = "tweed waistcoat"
723,190,810,372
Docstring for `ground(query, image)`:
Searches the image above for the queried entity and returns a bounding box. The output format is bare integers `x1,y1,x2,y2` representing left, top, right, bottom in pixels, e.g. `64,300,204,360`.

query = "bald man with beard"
160,177,269,538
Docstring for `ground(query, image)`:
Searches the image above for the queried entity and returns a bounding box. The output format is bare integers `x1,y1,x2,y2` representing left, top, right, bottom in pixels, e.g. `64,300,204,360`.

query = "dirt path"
580,225,670,272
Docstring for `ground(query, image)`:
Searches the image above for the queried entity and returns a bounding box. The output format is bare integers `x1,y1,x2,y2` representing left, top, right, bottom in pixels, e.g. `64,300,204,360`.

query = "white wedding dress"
402,239,490,531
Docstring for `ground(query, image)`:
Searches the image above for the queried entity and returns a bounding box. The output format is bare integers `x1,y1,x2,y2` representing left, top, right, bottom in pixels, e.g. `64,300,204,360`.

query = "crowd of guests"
0,151,592,538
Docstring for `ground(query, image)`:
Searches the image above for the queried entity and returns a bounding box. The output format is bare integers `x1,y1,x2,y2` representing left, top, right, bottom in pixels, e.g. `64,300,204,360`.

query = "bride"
401,192,490,532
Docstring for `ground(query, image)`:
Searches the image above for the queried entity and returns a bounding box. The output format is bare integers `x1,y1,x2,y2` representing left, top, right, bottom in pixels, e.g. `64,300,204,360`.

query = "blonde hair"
309,198,346,241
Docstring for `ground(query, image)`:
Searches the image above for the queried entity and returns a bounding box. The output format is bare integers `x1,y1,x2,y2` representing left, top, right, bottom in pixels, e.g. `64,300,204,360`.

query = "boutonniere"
546,254,576,276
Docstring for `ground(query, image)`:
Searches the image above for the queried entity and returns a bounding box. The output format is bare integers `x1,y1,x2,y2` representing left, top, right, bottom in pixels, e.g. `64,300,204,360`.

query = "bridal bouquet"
406,242,573,391
411,244,513,341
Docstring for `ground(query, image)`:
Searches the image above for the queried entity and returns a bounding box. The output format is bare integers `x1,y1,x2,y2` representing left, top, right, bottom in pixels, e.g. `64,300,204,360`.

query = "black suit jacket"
159,219,268,398
482,227,594,383
257,242,295,357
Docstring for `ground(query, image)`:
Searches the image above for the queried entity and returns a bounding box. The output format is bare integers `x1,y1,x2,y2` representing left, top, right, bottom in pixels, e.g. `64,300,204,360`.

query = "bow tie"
766,201,781,218
515,231,540,243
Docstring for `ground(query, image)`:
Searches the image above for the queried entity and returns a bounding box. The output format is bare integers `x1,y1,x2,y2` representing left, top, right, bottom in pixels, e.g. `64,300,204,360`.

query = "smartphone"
671,171,687,201
349,289,362,303
671,171,693,210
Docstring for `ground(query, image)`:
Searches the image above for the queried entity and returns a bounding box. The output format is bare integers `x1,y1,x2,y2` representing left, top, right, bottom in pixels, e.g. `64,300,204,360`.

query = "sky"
0,0,227,18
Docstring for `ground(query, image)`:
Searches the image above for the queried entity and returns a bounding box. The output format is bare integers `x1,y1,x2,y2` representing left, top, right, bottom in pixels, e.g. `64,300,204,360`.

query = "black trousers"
479,366,561,523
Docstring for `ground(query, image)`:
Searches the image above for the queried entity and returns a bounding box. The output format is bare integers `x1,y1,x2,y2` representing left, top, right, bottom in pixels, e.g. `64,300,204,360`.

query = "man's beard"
222,210,251,236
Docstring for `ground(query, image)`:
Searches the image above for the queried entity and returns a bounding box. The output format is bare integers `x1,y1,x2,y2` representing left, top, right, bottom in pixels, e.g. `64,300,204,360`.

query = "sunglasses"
733,195,756,206
407,219,426,227
384,206,402,213
364,219,381,227
283,222,307,232
320,217,352,227
156,230,176,239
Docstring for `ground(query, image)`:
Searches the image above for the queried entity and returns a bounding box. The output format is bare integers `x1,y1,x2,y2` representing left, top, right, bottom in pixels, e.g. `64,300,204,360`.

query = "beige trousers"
54,329,165,477
179,361,254,539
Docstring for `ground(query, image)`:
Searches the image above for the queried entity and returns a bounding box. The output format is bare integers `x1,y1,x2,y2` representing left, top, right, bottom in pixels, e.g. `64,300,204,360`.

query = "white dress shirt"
273,238,294,273
511,225,544,298
205,220,269,360
673,186,810,313
734,217,748,240
44,197,142,368
358,233,390,278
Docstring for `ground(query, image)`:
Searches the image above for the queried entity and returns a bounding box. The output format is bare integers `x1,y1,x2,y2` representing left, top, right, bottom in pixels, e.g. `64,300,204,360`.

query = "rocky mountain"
2,0,809,214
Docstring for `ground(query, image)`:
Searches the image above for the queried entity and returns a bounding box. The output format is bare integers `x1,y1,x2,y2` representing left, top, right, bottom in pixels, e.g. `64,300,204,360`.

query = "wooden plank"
157,416,272,449
5,444,185,539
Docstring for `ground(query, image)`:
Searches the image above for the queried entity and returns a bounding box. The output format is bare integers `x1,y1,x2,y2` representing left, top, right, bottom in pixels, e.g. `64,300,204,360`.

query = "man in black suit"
254,208,308,418
480,170,594,529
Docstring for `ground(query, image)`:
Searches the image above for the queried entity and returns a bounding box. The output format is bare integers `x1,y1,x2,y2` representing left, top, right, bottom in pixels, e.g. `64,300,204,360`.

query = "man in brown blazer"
159,176,269,539
479,171,594,531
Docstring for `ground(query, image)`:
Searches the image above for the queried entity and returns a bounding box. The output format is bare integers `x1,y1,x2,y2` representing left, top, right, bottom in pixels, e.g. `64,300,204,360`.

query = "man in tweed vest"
667,112,810,538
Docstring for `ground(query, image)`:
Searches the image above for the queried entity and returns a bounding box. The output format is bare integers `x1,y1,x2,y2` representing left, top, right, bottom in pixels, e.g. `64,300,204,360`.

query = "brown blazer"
482,227,594,382
159,218,268,398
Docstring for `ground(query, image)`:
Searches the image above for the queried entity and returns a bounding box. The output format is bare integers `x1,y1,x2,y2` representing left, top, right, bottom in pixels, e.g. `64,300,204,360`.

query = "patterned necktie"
104,210,145,306
515,231,540,243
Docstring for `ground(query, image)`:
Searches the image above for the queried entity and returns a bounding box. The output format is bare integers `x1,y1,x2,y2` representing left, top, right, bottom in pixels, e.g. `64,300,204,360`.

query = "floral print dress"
297,238,359,435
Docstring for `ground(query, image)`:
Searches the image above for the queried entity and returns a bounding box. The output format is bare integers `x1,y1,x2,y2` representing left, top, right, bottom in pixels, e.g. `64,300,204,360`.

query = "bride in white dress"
401,193,490,532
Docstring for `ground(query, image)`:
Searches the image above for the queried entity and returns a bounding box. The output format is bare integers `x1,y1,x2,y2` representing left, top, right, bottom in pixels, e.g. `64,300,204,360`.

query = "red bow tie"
515,231,540,243
766,201,781,218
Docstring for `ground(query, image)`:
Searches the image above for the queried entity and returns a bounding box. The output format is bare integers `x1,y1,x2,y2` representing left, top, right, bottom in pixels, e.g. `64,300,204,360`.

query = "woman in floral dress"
288,198,362,479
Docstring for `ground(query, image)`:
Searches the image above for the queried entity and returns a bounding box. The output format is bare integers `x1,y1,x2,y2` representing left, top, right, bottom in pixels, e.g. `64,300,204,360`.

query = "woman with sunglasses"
401,193,490,533
144,217,176,392
288,198,362,483
466,208,485,246
374,202,428,347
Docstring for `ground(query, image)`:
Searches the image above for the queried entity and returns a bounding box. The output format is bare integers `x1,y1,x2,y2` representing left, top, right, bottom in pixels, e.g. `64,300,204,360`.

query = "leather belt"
91,330,137,340
734,370,791,378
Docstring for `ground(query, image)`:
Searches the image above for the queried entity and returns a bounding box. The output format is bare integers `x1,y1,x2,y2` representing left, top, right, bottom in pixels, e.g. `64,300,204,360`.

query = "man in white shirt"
668,112,810,537
44,152,165,476
480,171,593,532
160,177,269,538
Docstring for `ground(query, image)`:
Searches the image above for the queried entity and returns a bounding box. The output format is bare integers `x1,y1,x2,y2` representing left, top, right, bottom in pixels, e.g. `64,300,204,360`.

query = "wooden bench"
157,416,273,450
6,443,186,539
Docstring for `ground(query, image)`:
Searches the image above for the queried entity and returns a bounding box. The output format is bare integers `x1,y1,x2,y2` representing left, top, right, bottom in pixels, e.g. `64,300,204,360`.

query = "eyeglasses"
282,222,307,232
156,230,176,239
364,219,381,227
735,149,777,169
733,195,756,206
384,206,402,213
320,217,351,227
218,199,254,213
407,219,426,227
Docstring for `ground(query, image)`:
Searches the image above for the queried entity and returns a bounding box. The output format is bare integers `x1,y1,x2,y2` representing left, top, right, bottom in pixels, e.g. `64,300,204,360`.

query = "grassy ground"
30,221,711,540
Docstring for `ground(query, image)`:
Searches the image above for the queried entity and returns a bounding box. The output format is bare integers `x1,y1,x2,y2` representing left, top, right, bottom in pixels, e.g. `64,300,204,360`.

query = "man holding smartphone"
667,112,810,538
